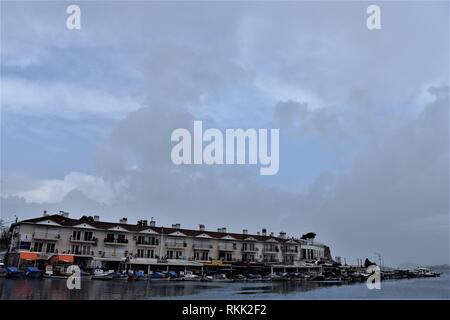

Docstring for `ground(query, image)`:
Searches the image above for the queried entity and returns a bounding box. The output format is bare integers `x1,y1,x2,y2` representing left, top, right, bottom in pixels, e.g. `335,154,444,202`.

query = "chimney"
262,228,267,236
279,231,286,239
43,210,48,217
222,227,227,233
270,232,274,237
199,224,205,231
120,217,128,224
93,215,100,222
257,232,260,235
243,229,248,235
172,223,181,229
150,220,156,227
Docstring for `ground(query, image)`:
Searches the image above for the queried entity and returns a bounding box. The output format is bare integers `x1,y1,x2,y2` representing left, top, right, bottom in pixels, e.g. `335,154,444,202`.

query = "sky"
1,1,449,267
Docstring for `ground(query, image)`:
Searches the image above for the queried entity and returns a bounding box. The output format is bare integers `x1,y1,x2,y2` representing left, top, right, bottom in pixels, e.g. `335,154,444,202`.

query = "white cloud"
2,77,142,119
17,172,126,205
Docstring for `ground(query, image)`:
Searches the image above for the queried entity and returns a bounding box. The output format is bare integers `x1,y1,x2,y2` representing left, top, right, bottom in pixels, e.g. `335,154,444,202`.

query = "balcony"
218,244,235,251
241,246,259,252
104,238,129,245
33,232,60,241
282,249,298,255
165,241,186,248
70,235,98,244
70,250,95,257
135,239,158,247
263,247,279,253
102,252,126,259
192,243,212,250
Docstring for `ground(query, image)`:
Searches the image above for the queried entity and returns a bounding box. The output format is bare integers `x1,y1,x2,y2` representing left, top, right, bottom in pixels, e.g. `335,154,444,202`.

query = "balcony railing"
218,244,235,251
165,242,186,248
136,239,158,246
192,243,212,250
241,246,259,252
69,250,95,256
263,247,279,253
70,235,98,244
102,252,126,258
282,249,298,254
104,238,129,245
32,232,60,241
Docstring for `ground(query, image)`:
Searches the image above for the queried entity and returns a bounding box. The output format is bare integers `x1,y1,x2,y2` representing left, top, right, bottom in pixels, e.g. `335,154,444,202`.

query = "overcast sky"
1,1,449,267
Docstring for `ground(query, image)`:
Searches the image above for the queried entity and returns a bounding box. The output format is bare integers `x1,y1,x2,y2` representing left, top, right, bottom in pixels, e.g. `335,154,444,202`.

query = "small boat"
211,273,233,282
166,271,181,280
309,274,325,282
148,271,167,281
415,267,440,278
232,274,247,282
111,272,129,280
246,273,262,281
92,269,114,280
128,270,148,281
25,267,42,279
6,267,25,279
181,271,201,281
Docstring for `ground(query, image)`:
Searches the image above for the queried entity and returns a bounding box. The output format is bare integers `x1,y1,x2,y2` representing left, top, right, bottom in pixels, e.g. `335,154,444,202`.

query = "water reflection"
0,275,448,300
0,279,324,300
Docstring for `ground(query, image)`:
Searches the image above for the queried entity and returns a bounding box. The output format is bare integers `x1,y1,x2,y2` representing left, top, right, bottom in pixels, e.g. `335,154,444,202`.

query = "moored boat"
6,267,25,279
92,269,114,280
25,267,43,279
181,271,201,281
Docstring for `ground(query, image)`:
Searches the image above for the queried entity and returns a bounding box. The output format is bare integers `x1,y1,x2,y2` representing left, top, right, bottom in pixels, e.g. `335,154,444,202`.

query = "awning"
50,254,74,264
20,252,38,261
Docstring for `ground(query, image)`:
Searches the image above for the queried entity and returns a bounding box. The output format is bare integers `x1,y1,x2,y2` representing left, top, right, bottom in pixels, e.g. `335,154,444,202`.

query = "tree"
301,232,316,240
364,258,376,268
0,219,10,250
80,215,94,222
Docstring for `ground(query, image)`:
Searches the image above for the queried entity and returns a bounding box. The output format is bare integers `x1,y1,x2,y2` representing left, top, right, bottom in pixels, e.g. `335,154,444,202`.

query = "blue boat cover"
167,271,177,277
135,270,145,277
152,272,163,278
26,267,40,272
7,267,18,273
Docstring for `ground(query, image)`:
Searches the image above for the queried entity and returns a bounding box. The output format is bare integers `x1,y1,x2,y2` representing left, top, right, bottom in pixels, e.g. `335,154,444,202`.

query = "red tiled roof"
17,214,299,243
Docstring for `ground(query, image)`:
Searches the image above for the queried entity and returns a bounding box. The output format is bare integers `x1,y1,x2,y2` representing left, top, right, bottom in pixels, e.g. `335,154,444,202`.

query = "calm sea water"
1,272,449,300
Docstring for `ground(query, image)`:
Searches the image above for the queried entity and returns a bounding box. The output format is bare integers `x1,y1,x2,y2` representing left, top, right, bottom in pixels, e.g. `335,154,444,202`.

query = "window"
46,243,56,253
117,234,126,243
193,251,209,260
201,251,209,261
106,233,115,241
167,250,182,259
33,242,43,252
243,243,255,251
242,253,255,262
71,245,80,254
136,249,144,258
146,250,154,258
84,231,93,241
81,245,91,255
72,230,81,240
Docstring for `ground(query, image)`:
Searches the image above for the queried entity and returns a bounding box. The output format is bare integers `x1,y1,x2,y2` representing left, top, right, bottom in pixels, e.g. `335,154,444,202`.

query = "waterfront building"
5,211,330,273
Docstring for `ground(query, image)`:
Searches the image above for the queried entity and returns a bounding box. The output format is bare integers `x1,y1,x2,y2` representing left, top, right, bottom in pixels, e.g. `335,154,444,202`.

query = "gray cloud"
1,2,448,267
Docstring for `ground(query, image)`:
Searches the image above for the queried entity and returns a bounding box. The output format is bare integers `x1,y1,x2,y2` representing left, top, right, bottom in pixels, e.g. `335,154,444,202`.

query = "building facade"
6,212,329,272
